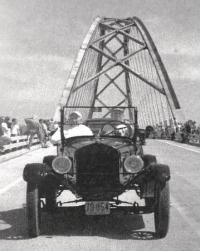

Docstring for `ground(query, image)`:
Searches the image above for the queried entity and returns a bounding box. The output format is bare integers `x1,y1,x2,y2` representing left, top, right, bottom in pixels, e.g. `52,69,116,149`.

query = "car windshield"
85,119,133,137
61,106,136,138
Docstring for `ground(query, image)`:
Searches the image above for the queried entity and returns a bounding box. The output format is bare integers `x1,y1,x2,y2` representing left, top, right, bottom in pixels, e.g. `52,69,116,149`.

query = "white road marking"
171,195,200,237
0,177,23,195
156,140,200,154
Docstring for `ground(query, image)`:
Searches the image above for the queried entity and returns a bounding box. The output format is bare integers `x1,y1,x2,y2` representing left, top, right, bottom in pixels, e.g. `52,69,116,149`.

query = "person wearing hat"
51,111,93,144
0,117,11,149
1,117,11,137
110,108,129,137
110,108,124,121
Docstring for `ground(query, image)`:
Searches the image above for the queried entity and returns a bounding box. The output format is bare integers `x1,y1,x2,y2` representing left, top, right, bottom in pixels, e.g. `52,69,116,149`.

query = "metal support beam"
96,70,124,97
72,62,117,93
120,62,165,95
124,32,134,121
88,27,105,119
104,73,127,98
57,17,181,128
101,45,123,68
90,44,165,94
103,99,126,118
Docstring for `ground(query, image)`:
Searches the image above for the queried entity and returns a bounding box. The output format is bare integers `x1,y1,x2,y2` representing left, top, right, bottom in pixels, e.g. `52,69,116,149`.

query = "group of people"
0,115,59,150
4,110,199,150
0,112,91,150
0,116,20,138
151,119,200,143
0,117,20,148
25,117,59,148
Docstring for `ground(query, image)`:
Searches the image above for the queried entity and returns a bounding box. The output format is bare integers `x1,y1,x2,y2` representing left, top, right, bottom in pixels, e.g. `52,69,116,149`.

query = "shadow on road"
0,208,27,240
0,207,155,240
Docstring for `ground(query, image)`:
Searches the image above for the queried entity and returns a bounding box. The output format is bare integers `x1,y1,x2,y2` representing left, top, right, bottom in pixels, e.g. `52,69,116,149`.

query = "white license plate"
85,201,110,215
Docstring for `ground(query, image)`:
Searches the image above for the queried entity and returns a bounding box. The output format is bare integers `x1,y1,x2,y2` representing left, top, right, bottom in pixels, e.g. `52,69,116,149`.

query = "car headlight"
52,156,72,174
124,155,144,173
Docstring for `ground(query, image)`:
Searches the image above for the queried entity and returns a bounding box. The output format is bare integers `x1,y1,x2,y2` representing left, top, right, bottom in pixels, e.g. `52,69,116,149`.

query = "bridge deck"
0,140,200,250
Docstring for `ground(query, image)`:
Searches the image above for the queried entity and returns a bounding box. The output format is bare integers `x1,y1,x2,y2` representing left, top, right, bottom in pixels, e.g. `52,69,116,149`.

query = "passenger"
110,108,129,136
51,111,93,144
110,108,124,121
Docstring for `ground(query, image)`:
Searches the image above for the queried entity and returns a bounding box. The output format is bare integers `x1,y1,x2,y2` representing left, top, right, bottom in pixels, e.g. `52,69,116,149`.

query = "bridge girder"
57,17,181,128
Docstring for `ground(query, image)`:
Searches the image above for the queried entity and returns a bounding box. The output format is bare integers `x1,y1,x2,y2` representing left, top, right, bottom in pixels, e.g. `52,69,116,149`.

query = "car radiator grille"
75,143,120,195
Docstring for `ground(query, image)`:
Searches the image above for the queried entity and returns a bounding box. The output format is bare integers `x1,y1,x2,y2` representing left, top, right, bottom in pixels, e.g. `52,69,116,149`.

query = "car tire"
43,155,56,167
45,188,57,212
26,182,41,237
43,156,57,212
145,197,154,209
154,181,170,238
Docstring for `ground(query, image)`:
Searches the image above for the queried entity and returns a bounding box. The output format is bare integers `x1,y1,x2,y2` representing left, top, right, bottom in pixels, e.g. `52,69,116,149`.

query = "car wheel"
43,156,57,212
26,182,41,237
43,155,56,167
145,197,154,209
154,182,170,238
45,188,57,212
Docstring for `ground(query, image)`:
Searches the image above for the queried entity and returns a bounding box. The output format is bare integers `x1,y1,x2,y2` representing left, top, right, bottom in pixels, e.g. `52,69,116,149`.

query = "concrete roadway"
0,140,200,251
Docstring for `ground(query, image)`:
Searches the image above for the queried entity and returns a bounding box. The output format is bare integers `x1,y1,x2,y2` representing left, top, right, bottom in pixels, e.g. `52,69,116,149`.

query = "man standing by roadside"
11,118,20,137
1,117,11,137
0,117,11,150
25,116,47,149
38,119,48,148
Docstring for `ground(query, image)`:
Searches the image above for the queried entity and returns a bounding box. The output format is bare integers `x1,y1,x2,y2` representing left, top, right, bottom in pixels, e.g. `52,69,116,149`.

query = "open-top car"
23,106,170,238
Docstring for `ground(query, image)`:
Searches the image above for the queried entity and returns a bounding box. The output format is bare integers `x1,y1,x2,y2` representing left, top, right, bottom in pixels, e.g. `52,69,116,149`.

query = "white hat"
68,111,83,125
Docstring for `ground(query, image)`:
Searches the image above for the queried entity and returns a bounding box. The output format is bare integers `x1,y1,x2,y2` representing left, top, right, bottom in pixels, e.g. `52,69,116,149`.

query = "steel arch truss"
58,17,180,128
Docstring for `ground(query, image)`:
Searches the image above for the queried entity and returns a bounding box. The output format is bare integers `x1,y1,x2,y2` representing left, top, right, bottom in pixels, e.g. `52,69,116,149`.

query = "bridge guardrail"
153,131,200,146
0,135,40,153
188,133,200,144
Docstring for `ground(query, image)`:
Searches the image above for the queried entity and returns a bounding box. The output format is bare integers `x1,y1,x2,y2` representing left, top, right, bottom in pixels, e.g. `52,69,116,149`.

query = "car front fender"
134,163,170,185
146,163,170,183
23,163,48,183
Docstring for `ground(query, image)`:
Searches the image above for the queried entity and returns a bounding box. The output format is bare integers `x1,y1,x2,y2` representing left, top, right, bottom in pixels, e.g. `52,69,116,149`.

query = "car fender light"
52,156,72,174
124,155,144,173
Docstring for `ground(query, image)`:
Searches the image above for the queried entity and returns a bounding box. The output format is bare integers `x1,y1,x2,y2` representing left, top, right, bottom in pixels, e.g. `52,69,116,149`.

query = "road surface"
0,140,200,251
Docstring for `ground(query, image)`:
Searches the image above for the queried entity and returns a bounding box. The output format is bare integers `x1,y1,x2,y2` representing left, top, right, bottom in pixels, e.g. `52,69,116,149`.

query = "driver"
111,108,124,121
51,111,93,144
115,124,128,136
111,108,128,136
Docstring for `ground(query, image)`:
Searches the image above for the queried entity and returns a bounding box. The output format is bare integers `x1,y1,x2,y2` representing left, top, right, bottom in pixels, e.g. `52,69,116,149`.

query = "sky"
0,0,200,123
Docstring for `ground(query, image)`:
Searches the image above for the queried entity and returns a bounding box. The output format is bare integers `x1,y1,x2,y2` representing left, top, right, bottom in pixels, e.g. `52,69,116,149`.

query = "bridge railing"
174,132,200,145
0,135,40,154
152,130,200,146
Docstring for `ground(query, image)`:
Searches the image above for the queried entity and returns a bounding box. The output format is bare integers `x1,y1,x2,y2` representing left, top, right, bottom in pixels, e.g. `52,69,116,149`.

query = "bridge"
1,17,200,250
56,17,181,128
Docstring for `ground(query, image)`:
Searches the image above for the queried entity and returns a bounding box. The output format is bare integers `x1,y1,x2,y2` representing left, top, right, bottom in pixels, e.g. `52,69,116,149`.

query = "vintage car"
23,106,170,238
